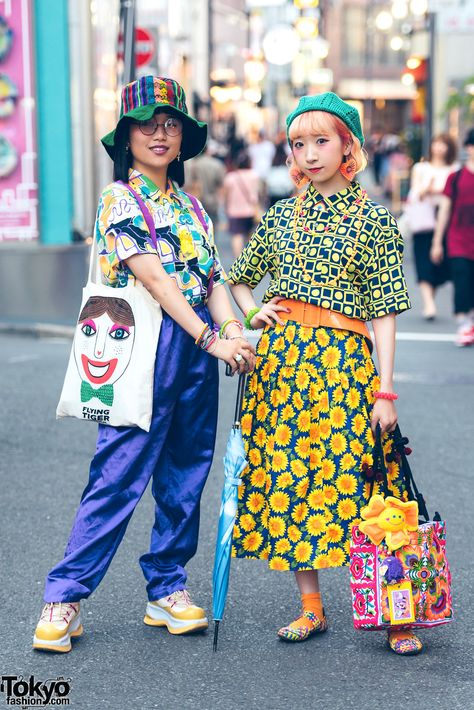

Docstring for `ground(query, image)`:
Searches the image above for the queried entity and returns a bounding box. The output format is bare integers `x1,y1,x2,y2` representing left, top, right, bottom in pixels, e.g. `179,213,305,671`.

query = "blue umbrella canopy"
212,373,247,651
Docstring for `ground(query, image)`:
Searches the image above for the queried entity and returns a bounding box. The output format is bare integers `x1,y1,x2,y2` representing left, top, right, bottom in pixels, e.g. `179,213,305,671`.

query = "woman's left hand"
371,399,398,434
228,336,256,372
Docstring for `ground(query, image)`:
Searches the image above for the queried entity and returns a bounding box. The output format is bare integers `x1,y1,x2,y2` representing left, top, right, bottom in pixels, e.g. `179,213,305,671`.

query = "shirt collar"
128,169,183,206
304,180,362,213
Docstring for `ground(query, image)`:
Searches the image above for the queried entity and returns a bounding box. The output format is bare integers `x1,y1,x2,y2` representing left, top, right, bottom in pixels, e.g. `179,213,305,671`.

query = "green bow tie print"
81,380,114,406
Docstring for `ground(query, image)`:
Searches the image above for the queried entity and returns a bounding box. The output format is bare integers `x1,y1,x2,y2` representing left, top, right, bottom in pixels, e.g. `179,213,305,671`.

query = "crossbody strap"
183,191,217,298
184,192,209,235
117,180,158,249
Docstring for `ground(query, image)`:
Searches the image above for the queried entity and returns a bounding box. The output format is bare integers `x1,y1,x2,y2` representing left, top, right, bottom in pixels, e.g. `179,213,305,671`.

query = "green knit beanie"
286,92,364,146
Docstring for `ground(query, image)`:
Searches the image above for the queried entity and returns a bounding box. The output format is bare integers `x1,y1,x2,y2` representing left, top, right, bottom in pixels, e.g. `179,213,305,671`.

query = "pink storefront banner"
0,0,37,241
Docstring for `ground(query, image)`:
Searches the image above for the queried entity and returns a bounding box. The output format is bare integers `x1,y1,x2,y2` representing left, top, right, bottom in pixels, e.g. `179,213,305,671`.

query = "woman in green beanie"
227,93,421,655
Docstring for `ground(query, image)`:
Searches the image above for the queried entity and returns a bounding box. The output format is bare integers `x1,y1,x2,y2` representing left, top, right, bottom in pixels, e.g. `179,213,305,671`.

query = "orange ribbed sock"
286,592,324,632
302,592,323,618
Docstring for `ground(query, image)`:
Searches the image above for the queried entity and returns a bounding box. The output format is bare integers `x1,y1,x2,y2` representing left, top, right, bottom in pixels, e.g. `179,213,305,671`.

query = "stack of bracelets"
195,324,218,353
219,318,243,339
195,318,244,354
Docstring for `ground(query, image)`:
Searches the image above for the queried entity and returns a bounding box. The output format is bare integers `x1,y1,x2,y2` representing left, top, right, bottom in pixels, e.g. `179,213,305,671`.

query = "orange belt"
277,299,372,347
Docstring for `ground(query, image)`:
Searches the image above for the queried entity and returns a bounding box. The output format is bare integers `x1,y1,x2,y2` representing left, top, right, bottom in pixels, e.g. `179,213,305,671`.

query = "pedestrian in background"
228,93,421,656
223,151,261,258
185,141,226,235
266,141,294,207
406,134,458,320
33,76,255,653
248,128,276,182
431,128,474,346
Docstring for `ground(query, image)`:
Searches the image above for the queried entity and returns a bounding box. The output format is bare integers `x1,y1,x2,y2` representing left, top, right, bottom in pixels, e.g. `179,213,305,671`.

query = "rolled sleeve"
361,214,411,319
227,213,270,288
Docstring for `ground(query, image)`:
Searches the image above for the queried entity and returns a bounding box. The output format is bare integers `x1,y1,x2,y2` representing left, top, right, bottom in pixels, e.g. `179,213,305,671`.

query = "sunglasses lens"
164,118,182,136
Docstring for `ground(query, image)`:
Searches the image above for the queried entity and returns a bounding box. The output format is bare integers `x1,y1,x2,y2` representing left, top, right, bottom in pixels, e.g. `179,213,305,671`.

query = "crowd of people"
402,129,474,346
185,129,294,257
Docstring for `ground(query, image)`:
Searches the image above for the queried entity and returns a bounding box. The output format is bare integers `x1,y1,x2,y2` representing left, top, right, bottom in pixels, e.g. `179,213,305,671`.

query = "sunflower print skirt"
232,323,407,572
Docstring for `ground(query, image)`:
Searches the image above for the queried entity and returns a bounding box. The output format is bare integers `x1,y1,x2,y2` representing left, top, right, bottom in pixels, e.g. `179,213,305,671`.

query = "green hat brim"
101,103,208,161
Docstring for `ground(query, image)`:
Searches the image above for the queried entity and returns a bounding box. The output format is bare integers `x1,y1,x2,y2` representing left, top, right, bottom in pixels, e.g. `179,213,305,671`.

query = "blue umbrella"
212,371,247,651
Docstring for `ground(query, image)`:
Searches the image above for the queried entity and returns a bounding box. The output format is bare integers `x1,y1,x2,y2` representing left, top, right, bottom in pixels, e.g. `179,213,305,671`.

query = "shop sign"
0,0,37,241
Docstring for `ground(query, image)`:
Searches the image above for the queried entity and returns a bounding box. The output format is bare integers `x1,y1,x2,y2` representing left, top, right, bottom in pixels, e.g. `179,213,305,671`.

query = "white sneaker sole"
33,614,83,653
144,603,208,635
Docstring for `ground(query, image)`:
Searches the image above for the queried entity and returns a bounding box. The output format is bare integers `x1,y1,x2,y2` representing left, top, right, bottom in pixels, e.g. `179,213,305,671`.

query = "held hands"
211,337,256,375
371,399,398,435
250,296,291,329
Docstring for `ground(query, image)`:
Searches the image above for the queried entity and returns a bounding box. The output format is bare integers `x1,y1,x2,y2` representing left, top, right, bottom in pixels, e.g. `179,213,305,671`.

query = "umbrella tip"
213,621,220,652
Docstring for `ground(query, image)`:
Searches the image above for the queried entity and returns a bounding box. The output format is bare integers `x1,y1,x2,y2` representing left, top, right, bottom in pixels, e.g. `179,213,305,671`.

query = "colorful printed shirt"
95,169,226,305
227,181,411,321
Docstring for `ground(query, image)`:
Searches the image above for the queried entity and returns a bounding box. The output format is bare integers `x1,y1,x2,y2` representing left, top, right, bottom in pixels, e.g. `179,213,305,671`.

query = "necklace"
292,188,368,288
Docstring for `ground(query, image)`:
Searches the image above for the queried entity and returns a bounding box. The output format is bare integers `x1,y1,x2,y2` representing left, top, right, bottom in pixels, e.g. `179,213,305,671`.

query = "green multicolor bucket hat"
101,76,208,163
286,92,364,146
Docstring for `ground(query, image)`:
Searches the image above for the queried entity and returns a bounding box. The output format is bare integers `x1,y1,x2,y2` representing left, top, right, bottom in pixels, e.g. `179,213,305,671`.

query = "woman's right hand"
250,296,291,329
211,338,256,374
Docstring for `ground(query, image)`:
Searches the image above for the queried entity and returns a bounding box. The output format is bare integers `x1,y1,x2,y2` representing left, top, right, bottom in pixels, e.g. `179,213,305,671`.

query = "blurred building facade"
0,0,473,247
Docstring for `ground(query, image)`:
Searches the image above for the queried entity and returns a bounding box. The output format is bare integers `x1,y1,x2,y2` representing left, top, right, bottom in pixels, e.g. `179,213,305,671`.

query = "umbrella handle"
234,372,247,426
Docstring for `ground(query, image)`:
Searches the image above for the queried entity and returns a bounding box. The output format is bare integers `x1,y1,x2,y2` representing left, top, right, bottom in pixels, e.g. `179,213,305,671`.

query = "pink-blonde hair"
287,111,367,187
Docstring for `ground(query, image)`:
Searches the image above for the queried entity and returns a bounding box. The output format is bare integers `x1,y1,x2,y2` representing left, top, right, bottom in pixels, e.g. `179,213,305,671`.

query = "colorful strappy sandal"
387,630,423,656
277,611,328,642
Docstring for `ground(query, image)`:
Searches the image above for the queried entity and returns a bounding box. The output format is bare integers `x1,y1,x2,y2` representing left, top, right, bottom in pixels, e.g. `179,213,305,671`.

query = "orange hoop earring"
339,157,357,180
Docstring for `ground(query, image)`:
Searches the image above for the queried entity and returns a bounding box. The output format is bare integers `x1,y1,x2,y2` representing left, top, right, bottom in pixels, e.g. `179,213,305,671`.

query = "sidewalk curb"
0,322,74,338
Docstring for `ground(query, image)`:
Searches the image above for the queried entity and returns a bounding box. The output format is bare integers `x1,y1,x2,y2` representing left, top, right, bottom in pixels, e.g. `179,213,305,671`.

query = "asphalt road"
1,227,473,709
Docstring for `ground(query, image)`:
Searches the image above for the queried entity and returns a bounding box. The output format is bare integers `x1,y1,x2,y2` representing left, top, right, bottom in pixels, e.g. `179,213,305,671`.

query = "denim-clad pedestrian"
33,76,255,653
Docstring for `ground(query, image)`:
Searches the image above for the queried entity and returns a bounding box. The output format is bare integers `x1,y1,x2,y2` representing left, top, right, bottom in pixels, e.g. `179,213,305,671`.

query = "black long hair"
113,121,133,182
112,115,185,186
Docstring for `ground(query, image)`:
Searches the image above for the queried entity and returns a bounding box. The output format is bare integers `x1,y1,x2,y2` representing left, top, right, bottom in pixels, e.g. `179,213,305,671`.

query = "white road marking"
7,354,40,364
395,332,455,343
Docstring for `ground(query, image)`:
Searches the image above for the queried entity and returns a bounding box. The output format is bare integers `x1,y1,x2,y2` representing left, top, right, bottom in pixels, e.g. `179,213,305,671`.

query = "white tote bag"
56,186,162,431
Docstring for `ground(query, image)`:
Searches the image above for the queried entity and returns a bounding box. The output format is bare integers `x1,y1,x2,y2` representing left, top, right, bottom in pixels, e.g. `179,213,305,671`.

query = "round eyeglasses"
135,116,183,137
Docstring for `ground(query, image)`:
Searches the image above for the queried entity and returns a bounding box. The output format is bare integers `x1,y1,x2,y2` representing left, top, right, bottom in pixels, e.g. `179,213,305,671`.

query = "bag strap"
392,425,431,522
184,192,209,234
183,191,217,299
370,424,431,522
117,180,158,249
370,424,391,498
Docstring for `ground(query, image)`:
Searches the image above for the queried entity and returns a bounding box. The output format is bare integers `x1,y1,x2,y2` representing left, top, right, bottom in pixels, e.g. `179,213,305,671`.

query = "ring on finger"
234,353,243,363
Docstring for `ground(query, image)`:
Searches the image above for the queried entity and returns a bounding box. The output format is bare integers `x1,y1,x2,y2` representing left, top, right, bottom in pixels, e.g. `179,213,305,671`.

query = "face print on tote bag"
74,296,136,407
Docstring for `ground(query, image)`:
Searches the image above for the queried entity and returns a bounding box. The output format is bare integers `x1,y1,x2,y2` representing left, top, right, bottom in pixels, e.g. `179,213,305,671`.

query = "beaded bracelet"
244,307,261,330
374,391,398,401
219,318,243,339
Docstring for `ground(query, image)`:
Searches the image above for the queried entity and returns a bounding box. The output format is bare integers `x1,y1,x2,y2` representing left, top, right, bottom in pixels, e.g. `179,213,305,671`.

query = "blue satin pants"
44,305,218,602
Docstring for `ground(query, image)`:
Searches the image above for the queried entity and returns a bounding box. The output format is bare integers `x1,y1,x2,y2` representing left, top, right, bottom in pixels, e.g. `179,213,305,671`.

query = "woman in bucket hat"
227,93,422,655
33,76,255,653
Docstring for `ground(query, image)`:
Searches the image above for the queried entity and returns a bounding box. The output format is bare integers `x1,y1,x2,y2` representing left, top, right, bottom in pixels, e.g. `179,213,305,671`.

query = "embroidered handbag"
56,183,163,431
350,426,452,630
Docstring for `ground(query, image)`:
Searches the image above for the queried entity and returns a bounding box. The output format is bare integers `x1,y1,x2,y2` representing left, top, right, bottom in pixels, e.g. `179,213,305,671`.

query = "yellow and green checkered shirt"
227,182,410,321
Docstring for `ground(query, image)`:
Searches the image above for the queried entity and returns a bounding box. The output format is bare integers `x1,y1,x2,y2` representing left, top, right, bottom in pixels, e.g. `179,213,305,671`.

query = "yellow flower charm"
359,495,418,550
